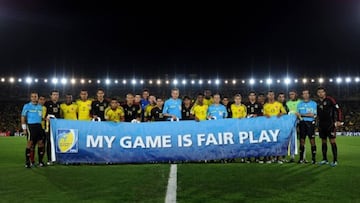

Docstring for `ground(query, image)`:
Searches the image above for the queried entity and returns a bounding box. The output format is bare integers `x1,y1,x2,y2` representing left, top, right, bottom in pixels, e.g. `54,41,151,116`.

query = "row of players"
21,87,342,167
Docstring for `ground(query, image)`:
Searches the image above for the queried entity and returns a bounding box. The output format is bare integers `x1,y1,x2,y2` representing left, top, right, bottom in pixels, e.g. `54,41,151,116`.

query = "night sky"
1,1,360,78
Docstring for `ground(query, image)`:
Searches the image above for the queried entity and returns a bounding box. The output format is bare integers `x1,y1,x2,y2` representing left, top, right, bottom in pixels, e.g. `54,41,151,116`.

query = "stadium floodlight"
182,79,186,85
355,77,360,82
302,78,307,84
277,79,281,83
191,80,195,84
88,80,92,84
232,80,237,84
71,78,76,84
294,79,298,83
1,78,5,82
80,79,85,84
105,79,111,85
25,77,32,84
61,78,67,85
34,78,38,83
18,78,22,82
259,80,263,84
345,77,351,83
311,79,315,83
336,77,342,83
266,78,273,85
156,79,161,85
224,80,228,84
114,80,118,84
249,78,255,85
319,78,324,84
140,80,144,84
199,79,203,85
122,79,127,84
284,78,291,85
52,78,58,84
329,78,333,82
207,80,212,84
241,80,245,84
44,78,48,83
173,79,178,85
215,79,220,85
149,80,153,84
9,77,15,83
131,79,137,85
165,80,169,84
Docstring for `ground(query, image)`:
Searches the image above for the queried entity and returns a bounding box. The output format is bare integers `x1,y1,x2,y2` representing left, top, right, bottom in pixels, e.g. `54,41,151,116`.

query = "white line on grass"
165,164,177,203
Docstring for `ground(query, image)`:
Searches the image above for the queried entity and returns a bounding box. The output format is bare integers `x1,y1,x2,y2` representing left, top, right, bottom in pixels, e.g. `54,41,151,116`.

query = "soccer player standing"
287,90,301,114
191,93,208,121
181,96,193,120
296,89,317,164
230,94,247,119
150,98,167,121
316,87,343,167
91,88,109,121
104,98,125,122
60,94,78,120
207,93,228,119
122,93,142,122
21,92,45,168
245,91,263,117
76,89,93,121
163,88,182,121
44,90,61,165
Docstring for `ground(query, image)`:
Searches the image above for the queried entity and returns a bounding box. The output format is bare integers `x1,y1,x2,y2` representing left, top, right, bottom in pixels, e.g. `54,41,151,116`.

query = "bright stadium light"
294,79,298,83
156,79,161,85
182,79,186,85
9,77,15,83
1,78,5,82
165,80,169,84
25,77,32,84
215,79,220,85
122,79,127,84
149,80,153,84
266,78,273,85
140,80,144,84
207,80,212,84
311,79,315,83
44,78,48,83
284,78,291,85
88,80,92,84
277,79,281,84
34,78,38,83
96,79,101,84
249,78,255,85
191,80,195,84
114,80,118,84
224,80,228,84
71,78,76,84
173,79,178,85
241,80,245,84
259,79,263,84
61,78,67,85
105,79,111,85
355,77,360,82
319,78,324,84
336,77,342,83
199,79,203,85
18,78,22,82
329,78,333,83
302,78,307,84
232,80,236,84
345,77,351,83
131,79,137,85
52,78,58,84
80,79,85,84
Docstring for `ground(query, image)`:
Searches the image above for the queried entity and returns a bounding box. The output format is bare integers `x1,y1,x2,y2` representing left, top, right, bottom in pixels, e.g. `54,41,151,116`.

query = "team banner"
50,115,297,164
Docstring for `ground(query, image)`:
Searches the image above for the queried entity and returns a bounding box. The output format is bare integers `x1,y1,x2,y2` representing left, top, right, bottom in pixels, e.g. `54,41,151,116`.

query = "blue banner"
50,115,297,164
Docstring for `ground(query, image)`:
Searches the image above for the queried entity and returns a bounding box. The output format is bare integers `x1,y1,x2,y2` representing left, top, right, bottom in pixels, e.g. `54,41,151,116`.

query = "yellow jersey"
76,99,92,120
263,101,287,116
144,104,155,118
191,104,208,121
203,97,214,106
60,103,78,120
104,107,125,122
231,103,247,119
41,106,46,129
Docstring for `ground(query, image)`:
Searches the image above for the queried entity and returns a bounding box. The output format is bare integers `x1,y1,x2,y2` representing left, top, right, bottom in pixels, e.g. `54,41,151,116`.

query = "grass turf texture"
0,136,359,202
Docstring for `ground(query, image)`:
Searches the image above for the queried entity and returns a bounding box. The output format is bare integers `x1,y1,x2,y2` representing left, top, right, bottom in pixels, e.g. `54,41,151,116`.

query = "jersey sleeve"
328,96,343,122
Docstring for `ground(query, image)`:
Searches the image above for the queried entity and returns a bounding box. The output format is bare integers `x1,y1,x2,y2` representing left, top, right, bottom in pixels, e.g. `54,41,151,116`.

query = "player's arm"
136,104,142,121
21,115,27,134
90,101,97,118
328,96,343,127
278,103,286,117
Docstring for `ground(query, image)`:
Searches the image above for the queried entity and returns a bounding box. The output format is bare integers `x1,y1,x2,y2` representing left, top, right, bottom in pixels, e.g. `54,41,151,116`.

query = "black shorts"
27,124,45,142
299,121,315,139
318,124,336,139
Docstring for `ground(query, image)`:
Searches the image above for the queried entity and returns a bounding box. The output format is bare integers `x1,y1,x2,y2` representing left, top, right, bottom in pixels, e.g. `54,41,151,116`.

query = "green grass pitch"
0,136,359,202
